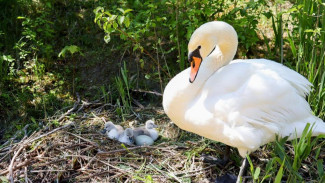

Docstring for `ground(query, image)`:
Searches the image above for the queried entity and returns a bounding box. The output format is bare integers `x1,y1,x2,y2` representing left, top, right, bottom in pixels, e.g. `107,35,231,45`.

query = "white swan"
162,21,325,158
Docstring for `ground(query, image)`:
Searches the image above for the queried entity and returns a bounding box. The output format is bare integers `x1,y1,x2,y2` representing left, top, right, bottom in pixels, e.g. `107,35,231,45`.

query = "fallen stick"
1,122,75,181
0,159,33,176
57,93,80,122
64,154,129,173
28,122,75,143
132,89,162,96
96,145,161,156
65,132,99,147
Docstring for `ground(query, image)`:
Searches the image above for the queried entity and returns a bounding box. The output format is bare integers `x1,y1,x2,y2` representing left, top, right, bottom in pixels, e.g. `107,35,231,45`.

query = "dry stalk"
57,93,80,122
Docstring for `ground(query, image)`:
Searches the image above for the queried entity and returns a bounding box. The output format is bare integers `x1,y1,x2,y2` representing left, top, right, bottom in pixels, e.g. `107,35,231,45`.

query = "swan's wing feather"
208,59,314,126
201,59,315,149
232,59,312,97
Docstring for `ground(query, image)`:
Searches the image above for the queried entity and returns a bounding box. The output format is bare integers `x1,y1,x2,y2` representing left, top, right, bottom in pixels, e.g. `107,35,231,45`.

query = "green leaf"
140,59,144,68
275,158,285,183
317,159,324,177
145,74,151,79
2,55,14,62
145,175,153,183
58,45,82,58
113,22,118,29
46,2,51,8
104,11,112,17
93,6,104,14
124,16,130,27
117,8,125,14
305,29,315,33
118,16,125,25
253,167,261,180
287,33,297,58
246,155,254,175
104,34,111,43
123,9,133,14
110,15,117,21
103,22,109,31
0,176,9,183
67,45,79,54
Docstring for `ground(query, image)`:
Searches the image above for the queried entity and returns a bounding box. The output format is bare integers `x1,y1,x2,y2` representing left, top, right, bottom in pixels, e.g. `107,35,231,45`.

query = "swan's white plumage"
163,21,325,157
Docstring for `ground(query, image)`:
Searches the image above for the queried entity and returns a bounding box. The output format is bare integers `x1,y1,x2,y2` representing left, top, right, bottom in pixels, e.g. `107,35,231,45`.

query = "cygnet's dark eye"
198,45,201,49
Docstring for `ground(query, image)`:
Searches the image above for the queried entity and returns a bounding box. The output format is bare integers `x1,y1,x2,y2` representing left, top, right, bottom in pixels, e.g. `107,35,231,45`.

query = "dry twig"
57,93,80,122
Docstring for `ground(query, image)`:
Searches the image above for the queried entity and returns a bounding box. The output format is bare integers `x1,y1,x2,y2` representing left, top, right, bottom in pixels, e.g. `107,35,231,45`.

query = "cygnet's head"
125,128,134,137
146,120,158,129
125,128,134,143
187,21,238,83
104,121,115,131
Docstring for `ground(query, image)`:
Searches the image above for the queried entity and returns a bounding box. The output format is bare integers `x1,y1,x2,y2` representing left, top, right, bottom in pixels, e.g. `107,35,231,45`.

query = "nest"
0,99,222,182
3,96,322,182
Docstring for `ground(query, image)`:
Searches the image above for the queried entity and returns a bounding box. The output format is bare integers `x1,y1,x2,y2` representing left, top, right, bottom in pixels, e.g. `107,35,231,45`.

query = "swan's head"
188,21,238,83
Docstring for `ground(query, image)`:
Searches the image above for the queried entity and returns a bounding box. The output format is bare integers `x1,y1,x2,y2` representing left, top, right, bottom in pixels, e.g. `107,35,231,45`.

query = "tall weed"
271,0,325,118
115,61,133,120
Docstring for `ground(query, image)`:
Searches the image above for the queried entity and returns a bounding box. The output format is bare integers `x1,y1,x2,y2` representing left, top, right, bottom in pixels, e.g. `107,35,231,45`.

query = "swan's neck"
163,22,238,121
162,48,228,120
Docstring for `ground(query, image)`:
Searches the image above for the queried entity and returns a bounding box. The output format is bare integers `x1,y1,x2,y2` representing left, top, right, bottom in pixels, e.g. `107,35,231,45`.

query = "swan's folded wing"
231,59,312,97
204,60,315,149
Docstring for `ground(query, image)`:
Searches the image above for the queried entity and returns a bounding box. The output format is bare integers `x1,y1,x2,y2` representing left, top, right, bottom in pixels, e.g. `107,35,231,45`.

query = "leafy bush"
93,0,267,91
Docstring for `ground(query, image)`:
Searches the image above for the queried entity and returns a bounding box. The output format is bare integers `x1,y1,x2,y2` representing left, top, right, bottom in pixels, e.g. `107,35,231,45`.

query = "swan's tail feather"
283,116,325,140
313,117,325,136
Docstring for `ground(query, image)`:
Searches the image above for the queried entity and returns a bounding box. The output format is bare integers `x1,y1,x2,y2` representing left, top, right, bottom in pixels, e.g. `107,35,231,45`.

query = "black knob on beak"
188,45,202,65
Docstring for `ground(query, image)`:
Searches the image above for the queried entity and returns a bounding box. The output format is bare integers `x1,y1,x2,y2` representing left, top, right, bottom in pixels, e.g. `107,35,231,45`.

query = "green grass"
247,124,325,182
272,0,325,118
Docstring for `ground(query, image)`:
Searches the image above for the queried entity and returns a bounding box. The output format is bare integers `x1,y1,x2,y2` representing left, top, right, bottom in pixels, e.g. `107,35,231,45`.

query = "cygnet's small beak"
101,129,107,134
188,46,202,83
153,124,158,128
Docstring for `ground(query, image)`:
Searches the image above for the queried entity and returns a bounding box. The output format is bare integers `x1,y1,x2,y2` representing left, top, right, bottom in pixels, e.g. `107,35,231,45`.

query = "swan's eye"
198,45,201,49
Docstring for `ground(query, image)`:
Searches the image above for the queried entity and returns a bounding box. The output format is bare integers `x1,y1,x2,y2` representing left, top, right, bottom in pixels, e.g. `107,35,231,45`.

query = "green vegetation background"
0,0,324,145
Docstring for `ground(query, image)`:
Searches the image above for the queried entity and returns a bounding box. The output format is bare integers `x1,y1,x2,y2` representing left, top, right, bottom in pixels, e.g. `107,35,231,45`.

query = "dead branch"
132,89,163,96
28,122,75,143
96,145,163,156
57,93,80,122
65,132,99,147
8,143,27,182
0,158,34,176
0,121,75,182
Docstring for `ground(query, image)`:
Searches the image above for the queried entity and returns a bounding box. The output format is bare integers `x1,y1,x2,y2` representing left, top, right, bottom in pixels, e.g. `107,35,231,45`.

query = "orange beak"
189,56,202,83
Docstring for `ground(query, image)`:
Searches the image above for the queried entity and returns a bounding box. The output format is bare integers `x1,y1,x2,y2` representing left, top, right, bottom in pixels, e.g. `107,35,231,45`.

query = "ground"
1,98,324,182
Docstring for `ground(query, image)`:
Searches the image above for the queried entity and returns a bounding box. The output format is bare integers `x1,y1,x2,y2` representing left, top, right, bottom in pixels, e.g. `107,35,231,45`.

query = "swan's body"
163,21,325,157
